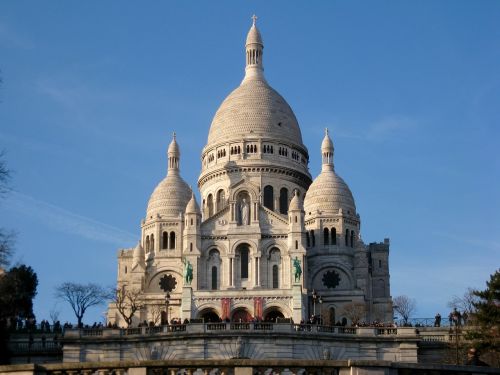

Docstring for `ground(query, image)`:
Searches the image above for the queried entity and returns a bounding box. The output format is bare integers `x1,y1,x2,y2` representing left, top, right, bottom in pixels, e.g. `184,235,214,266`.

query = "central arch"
231,307,251,322
263,307,285,322
198,308,221,323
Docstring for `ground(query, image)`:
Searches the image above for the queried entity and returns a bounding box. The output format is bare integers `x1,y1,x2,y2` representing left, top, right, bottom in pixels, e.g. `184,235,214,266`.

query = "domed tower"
199,17,312,222
143,133,191,261
304,129,391,324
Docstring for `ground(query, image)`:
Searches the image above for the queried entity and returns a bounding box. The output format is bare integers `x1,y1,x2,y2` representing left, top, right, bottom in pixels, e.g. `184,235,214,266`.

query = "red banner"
221,298,231,320
254,297,263,320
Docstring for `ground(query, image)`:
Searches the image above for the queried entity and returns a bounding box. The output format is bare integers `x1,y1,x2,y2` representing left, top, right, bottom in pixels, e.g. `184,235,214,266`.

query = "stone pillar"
292,284,304,323
181,286,193,321
229,257,234,287
255,257,260,286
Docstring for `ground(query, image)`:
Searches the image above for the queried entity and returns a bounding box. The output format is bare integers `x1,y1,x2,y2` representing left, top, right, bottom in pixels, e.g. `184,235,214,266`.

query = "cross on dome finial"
251,14,258,26
172,131,176,140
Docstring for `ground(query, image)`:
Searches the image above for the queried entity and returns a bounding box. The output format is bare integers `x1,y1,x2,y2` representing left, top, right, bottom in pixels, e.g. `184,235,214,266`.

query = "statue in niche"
239,198,250,225
293,257,302,283
183,258,193,285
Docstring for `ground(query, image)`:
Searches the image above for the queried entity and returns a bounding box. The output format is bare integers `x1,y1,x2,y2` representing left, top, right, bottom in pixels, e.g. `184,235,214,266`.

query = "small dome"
289,190,302,211
185,192,201,214
132,242,145,267
304,170,356,216
246,24,263,46
146,174,192,219
168,134,180,155
321,129,334,152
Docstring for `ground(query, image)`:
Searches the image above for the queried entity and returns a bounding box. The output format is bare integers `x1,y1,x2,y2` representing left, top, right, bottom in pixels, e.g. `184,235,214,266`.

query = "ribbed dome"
304,170,356,215
146,174,192,219
207,79,304,146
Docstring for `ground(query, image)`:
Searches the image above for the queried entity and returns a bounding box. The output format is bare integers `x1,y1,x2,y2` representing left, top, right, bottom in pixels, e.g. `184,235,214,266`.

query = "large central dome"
207,79,303,146
205,19,304,149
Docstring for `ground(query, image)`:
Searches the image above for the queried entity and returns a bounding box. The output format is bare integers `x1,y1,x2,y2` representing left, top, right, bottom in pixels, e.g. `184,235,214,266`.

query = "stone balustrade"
1,359,498,375
63,323,419,339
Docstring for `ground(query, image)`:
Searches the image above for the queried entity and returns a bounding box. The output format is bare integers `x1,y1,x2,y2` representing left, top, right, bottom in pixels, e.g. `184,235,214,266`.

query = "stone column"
254,257,260,287
229,257,234,287
181,286,193,321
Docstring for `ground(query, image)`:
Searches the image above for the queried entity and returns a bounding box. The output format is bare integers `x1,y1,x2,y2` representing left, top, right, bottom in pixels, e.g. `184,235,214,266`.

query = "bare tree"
150,304,164,326
0,151,14,268
113,287,144,327
0,231,14,269
448,288,479,316
55,282,110,327
49,307,60,324
340,302,366,325
393,295,417,325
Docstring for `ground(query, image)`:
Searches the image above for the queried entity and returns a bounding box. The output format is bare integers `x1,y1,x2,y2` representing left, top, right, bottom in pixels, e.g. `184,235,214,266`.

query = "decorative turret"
321,128,334,171
183,191,201,256
243,15,266,83
132,242,145,270
288,189,306,255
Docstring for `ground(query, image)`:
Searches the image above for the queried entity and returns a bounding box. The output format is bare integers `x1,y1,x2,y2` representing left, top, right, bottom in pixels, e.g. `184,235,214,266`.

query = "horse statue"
293,256,302,283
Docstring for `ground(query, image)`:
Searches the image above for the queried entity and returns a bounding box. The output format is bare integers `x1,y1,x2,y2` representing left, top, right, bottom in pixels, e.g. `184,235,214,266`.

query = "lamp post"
318,296,323,325
165,293,171,325
312,290,318,317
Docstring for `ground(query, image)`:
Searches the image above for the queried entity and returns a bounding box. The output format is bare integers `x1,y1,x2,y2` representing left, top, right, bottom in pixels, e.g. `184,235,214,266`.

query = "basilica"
107,18,393,327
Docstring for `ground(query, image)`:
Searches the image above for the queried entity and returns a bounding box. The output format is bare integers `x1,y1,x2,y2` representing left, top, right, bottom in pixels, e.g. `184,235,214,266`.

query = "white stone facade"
107,19,393,327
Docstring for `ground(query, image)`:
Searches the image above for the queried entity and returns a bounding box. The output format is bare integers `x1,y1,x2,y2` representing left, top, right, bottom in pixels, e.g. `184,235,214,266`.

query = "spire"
243,15,266,83
167,132,180,174
321,128,334,171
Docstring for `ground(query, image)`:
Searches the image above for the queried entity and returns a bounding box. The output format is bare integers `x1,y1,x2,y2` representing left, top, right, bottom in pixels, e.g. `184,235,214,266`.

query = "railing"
8,341,62,354
1,359,498,375
69,323,419,338
81,329,103,337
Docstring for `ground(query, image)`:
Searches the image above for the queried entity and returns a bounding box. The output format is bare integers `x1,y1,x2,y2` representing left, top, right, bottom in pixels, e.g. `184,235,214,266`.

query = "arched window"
295,240,298,250
350,230,355,248
211,266,218,290
240,246,249,279
162,232,168,249
331,227,337,245
324,228,330,245
150,234,154,251
190,243,193,252
263,185,274,210
311,230,315,247
279,188,288,214
217,189,225,212
272,265,279,289
207,194,214,217
306,232,310,247
169,232,176,249
145,235,150,252
345,229,349,246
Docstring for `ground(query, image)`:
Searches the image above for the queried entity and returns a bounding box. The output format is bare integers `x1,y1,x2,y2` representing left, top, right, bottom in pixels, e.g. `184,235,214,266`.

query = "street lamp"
312,290,318,317
318,296,323,325
165,293,171,325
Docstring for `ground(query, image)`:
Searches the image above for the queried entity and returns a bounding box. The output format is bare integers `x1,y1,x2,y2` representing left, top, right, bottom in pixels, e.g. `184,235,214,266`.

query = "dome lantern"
321,128,334,171
243,15,266,83
167,132,180,174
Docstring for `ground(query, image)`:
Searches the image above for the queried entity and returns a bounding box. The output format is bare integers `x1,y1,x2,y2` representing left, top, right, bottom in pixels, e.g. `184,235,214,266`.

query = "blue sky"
1,1,499,324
